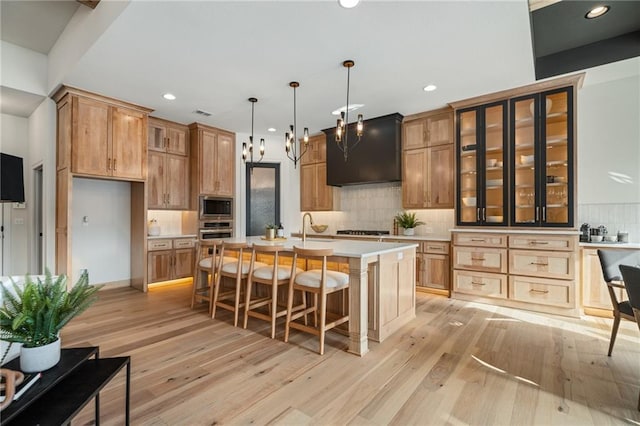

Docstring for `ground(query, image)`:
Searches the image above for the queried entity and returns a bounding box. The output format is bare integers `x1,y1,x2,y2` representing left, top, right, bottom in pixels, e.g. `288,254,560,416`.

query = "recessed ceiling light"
163,93,176,100
338,0,360,9
423,84,437,92
331,104,364,116
267,128,276,132
585,5,609,19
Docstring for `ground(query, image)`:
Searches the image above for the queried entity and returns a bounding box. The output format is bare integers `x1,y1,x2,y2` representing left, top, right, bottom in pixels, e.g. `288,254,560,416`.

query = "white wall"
0,41,47,95
71,178,131,285
0,113,29,275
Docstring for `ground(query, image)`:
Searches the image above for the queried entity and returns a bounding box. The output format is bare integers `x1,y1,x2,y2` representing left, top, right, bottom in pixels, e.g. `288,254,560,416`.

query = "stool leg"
270,281,278,339
285,280,295,343
319,291,327,355
234,272,242,327
244,276,253,329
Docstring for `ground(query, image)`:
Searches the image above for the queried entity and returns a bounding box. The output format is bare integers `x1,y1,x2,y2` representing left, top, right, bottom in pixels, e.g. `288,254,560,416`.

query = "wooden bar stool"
284,246,350,355
244,244,304,338
212,241,266,326
190,240,235,311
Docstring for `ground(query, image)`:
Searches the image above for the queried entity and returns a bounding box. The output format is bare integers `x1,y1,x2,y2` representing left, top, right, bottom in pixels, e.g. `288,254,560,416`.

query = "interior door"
246,163,280,236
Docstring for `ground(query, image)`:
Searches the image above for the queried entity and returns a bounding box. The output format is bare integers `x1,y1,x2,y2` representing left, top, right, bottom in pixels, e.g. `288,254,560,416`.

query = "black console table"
1,346,130,425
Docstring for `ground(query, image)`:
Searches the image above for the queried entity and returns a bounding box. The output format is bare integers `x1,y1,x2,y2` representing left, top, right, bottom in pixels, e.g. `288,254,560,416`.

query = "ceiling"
1,0,639,139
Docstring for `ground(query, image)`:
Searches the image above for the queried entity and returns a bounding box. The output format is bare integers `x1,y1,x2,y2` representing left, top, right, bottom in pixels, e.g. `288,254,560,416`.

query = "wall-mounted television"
323,113,403,186
1,153,25,202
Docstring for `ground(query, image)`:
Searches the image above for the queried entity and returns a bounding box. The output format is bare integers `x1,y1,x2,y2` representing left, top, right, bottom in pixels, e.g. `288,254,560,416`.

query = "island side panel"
348,256,370,356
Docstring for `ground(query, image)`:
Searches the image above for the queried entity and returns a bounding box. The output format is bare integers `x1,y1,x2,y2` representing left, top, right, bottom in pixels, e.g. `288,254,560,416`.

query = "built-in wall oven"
199,221,233,240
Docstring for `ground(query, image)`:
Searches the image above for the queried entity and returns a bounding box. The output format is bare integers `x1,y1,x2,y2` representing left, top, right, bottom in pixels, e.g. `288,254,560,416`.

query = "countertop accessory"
461,144,476,152
520,154,534,165
486,158,497,167
148,219,160,236
334,59,364,163
311,224,328,233
618,231,629,243
284,82,310,168
591,235,603,242
242,97,265,172
580,223,591,242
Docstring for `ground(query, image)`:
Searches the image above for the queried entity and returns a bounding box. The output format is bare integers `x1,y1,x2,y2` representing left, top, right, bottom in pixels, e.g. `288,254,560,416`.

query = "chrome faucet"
302,212,314,242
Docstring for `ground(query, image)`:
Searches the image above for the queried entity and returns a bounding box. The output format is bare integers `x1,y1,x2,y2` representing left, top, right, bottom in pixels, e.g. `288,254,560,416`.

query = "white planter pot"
403,228,415,236
20,338,61,372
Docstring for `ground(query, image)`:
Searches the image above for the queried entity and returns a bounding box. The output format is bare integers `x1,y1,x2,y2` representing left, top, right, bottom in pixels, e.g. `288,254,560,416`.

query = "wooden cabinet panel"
428,144,454,208
165,154,189,209
300,164,315,211
424,241,450,255
192,124,235,198
111,107,146,180
147,238,196,283
453,270,507,299
403,119,426,150
72,96,110,176
424,253,449,290
453,246,507,273
167,125,188,156
199,129,217,195
509,275,573,308
509,234,575,251
509,249,574,280
300,163,333,211
174,248,195,279
147,151,165,208
426,112,453,147
148,250,172,283
379,250,415,328
581,248,627,310
301,134,326,165
148,239,172,250
453,233,507,247
57,99,71,171
402,148,427,208
148,119,166,152
216,132,235,197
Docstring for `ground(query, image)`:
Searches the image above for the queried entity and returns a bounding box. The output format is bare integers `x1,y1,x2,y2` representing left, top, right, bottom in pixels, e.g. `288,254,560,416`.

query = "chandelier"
335,60,364,162
284,82,309,168
242,97,264,172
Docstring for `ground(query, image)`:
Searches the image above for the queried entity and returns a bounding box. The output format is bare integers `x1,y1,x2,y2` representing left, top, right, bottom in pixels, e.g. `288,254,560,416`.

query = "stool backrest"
597,249,640,282
620,264,640,310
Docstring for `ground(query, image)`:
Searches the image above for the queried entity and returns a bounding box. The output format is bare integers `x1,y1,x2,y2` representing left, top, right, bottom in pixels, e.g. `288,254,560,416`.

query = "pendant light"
242,97,265,173
335,60,364,162
284,82,309,168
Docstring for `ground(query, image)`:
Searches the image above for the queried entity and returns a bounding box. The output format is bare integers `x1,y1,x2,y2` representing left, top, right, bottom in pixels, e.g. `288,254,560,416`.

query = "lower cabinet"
147,238,196,284
452,231,579,317
581,247,628,314
417,241,450,293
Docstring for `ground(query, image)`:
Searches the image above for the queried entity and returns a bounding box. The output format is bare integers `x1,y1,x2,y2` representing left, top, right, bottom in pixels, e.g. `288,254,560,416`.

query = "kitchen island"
219,236,418,356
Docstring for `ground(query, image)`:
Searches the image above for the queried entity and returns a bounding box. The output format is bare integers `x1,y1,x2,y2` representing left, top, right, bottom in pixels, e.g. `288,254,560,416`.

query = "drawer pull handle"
428,246,441,250
471,281,485,286
529,289,549,294
529,241,549,245
471,238,485,242
530,262,548,266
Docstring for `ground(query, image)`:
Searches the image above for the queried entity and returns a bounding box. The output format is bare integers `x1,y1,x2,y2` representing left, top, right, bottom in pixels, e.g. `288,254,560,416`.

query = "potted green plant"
394,211,425,236
265,224,276,240
0,270,100,372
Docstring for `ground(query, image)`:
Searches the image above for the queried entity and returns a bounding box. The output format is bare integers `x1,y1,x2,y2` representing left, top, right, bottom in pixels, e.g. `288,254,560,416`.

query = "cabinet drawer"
509,249,574,280
453,233,507,247
423,241,450,254
453,270,507,299
148,239,172,250
509,235,576,251
174,238,196,249
453,247,507,273
509,276,574,308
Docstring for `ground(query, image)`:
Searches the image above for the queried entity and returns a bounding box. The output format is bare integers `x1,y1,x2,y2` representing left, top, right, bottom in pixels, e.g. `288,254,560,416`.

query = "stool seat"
294,270,349,289
221,261,267,275
198,256,236,269
253,265,303,281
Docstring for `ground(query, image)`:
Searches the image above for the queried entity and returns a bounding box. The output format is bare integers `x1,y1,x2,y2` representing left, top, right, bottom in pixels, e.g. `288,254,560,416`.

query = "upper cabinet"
300,134,335,211
54,88,151,181
402,108,454,209
189,123,235,199
451,74,582,228
148,118,190,210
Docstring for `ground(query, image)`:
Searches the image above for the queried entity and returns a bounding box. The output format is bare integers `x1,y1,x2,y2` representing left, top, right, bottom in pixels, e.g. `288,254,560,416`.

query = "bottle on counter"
277,223,284,238
148,219,161,236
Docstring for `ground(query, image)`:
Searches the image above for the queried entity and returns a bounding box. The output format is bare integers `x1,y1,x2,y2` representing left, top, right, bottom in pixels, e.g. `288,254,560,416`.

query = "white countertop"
148,234,197,239
579,242,640,249
221,236,418,258
293,232,451,242
450,228,580,235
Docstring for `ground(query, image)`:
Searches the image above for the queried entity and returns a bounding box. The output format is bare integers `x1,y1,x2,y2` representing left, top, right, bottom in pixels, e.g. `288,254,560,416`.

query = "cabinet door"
167,125,189,156
166,154,190,209
457,108,480,224
111,106,146,180
215,132,235,197
147,151,165,209
426,112,452,147
315,163,333,211
199,130,217,194
402,148,427,208
300,164,315,211
174,248,195,279
301,135,326,165
403,119,426,150
148,250,172,283
482,103,507,225
148,119,166,152
424,254,450,290
582,249,626,310
72,96,110,176
427,144,454,208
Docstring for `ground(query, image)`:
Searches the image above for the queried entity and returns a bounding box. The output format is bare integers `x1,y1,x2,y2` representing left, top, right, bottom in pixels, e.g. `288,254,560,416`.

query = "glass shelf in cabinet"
515,118,534,128
460,129,477,136
546,160,567,167
546,137,567,147
460,169,477,175
514,142,534,149
486,166,503,171
515,164,535,170
516,204,535,209
515,184,535,188
546,203,568,208
485,146,503,152
545,111,567,121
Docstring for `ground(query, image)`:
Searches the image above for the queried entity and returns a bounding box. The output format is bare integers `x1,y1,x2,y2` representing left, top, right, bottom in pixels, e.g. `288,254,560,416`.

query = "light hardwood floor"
63,283,640,425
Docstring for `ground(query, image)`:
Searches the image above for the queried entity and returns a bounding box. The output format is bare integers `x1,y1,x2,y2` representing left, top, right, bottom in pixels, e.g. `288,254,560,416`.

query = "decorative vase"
265,228,275,240
403,228,415,236
20,338,61,373
148,219,161,236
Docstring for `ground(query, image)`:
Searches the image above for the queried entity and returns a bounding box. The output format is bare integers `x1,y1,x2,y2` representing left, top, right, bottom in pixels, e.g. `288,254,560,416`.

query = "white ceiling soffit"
0,86,45,117
63,1,535,136
0,0,80,54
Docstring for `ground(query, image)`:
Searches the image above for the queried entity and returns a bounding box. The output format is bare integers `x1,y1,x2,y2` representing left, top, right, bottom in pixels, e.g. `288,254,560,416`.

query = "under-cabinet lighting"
585,5,609,19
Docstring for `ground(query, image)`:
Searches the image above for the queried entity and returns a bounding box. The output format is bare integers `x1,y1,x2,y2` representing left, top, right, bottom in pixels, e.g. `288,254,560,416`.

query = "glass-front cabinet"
510,87,574,227
456,101,507,226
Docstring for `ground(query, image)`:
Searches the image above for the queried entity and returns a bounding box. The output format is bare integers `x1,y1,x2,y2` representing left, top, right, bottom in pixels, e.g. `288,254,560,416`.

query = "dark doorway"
246,163,280,236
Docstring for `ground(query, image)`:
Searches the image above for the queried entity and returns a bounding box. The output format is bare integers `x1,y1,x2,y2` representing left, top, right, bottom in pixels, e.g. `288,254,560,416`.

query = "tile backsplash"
300,183,454,237
577,203,639,242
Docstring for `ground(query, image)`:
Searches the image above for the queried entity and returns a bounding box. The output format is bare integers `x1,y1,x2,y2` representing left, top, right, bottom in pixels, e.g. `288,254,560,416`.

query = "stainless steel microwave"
199,196,233,220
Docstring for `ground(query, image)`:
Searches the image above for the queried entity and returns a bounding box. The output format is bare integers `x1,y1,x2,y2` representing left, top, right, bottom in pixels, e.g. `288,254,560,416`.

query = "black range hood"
322,113,403,187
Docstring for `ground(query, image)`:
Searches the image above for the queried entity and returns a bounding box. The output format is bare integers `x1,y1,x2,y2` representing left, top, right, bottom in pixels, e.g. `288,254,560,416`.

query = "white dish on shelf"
486,216,503,223
486,158,497,167
462,197,476,207
486,179,503,186
529,99,552,116
520,154,534,165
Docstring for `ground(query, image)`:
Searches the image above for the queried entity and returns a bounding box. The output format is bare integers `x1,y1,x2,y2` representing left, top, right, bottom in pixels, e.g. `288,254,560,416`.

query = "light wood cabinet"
69,96,147,180
416,241,450,293
402,108,454,209
300,134,335,211
147,237,196,284
452,231,579,317
189,123,235,199
148,117,189,156
581,247,629,313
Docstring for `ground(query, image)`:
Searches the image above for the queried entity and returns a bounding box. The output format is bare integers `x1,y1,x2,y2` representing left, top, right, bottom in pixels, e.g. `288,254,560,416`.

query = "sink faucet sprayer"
302,212,314,242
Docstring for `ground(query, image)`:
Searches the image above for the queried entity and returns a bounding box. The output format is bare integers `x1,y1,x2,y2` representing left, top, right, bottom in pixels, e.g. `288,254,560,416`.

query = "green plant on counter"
394,211,425,229
0,269,101,348
265,223,276,230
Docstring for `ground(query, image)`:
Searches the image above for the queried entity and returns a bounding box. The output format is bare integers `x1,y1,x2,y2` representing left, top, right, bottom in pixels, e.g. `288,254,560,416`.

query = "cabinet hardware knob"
529,288,549,294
